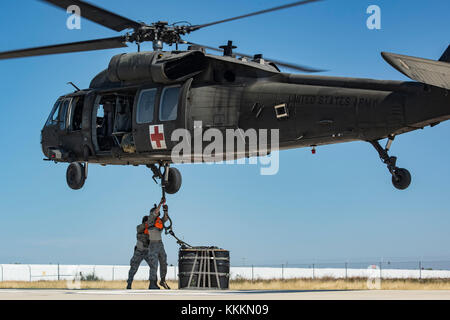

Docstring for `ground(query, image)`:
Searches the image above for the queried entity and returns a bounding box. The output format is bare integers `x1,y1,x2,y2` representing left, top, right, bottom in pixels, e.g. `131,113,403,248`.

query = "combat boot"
159,279,171,290
149,280,160,290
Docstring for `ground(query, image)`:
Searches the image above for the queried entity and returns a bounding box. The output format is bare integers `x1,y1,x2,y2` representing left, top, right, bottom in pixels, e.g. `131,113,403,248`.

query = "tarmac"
0,289,450,300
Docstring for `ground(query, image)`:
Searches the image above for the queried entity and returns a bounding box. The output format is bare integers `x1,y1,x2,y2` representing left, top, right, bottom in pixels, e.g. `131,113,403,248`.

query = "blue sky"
0,0,449,267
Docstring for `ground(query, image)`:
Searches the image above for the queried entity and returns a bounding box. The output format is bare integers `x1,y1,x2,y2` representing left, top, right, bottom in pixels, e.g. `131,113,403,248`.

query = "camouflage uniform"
127,222,151,286
148,240,168,280
148,209,169,281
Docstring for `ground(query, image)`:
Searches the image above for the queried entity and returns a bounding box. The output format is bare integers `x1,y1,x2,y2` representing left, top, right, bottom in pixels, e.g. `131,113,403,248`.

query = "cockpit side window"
59,99,70,130
159,86,180,121
70,96,84,131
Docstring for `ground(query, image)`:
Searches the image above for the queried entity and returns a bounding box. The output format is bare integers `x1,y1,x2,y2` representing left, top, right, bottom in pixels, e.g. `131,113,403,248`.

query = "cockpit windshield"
45,100,61,126
45,99,70,129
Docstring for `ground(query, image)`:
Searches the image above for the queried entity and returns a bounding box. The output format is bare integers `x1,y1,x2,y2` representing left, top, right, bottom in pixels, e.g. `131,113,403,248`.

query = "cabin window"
137,88,157,124
159,86,180,121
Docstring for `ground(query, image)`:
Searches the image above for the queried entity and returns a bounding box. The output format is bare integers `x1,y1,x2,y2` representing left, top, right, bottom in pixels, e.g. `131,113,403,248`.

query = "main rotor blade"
185,41,324,73
41,0,143,31
0,36,128,60
188,0,321,31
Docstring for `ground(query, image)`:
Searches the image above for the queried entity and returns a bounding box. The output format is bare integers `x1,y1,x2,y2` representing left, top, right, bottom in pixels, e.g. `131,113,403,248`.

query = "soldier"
126,215,152,289
148,198,171,290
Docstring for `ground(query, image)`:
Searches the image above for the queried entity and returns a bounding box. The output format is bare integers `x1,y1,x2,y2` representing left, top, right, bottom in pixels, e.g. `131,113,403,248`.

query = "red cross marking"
151,126,164,148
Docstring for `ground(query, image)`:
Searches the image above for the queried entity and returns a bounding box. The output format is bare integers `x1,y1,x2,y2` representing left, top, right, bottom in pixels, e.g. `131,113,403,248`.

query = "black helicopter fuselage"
1,0,444,192
41,49,450,166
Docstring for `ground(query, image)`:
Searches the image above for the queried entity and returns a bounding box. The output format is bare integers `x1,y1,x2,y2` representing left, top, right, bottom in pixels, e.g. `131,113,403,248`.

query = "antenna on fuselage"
67,82,80,92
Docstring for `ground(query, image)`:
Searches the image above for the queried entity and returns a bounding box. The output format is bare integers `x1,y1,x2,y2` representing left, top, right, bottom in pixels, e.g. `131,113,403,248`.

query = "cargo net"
178,247,230,290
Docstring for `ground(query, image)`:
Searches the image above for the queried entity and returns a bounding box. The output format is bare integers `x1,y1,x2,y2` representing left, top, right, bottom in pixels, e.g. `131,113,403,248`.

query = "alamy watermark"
66,4,382,31
169,122,280,175
366,265,381,289
65,265,81,289
66,5,81,30
366,5,381,30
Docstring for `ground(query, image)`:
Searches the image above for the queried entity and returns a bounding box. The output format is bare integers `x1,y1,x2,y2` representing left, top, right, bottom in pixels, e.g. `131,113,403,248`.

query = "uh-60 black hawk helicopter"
1,0,449,194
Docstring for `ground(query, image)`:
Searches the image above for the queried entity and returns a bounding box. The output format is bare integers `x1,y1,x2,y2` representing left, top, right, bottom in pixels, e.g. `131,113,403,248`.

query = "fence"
1,261,450,282
0,264,177,282
233,260,450,281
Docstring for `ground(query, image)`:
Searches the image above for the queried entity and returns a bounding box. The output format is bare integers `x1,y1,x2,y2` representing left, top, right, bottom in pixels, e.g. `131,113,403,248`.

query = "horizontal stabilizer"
381,51,450,90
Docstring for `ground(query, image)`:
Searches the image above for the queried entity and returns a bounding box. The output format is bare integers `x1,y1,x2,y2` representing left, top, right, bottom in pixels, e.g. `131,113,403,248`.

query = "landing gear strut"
147,163,182,194
369,136,411,190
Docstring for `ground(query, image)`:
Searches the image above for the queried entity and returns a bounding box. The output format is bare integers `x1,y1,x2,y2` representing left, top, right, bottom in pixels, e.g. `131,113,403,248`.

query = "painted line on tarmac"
74,289,261,296
0,289,297,296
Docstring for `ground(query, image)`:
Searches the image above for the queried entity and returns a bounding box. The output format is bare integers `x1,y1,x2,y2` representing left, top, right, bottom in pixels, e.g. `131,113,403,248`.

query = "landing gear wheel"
66,162,86,190
391,168,411,190
370,138,412,191
164,167,182,194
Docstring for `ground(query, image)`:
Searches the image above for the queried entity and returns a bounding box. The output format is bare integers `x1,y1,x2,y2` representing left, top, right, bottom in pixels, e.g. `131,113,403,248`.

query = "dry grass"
0,280,177,290
2,278,450,290
230,277,450,290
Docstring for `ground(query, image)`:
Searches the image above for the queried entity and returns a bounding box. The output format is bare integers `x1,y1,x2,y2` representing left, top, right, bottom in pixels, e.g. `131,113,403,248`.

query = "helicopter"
0,0,449,194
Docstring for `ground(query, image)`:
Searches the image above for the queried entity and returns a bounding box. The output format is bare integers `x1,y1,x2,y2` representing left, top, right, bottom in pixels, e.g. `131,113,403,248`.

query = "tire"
392,168,411,190
165,167,182,194
66,162,86,190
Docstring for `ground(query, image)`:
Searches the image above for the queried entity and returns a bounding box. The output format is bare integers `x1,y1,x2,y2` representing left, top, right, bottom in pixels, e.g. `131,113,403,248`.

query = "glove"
163,204,168,211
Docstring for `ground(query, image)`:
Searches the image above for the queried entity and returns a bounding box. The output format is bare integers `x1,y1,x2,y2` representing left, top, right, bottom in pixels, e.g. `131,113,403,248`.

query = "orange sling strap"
154,217,163,230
